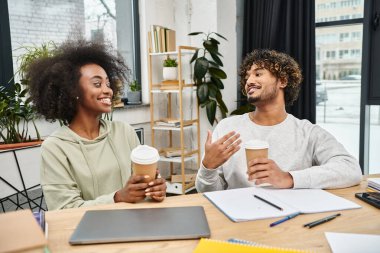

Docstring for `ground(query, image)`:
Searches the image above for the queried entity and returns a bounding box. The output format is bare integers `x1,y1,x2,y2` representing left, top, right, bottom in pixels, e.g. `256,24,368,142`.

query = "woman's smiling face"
77,63,113,116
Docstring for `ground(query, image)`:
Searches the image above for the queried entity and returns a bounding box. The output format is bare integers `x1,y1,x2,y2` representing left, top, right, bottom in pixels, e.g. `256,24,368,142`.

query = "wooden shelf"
151,84,196,93
148,45,200,194
152,125,194,131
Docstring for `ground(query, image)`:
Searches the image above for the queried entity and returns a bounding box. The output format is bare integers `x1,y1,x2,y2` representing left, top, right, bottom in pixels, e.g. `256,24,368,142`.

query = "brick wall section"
8,0,84,71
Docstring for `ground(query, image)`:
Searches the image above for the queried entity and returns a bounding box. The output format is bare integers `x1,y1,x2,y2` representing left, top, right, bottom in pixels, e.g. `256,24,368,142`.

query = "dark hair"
239,49,303,106
26,40,130,124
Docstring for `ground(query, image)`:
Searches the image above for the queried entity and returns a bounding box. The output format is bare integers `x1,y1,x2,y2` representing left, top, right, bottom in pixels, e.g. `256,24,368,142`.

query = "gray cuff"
199,161,220,181
289,170,311,189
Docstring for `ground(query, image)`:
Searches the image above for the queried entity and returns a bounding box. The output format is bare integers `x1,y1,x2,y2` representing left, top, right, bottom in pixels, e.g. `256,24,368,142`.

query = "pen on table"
303,213,341,229
253,194,283,211
270,212,301,227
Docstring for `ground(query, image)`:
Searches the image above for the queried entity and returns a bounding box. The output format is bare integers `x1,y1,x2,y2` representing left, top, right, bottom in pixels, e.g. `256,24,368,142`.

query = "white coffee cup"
130,145,160,183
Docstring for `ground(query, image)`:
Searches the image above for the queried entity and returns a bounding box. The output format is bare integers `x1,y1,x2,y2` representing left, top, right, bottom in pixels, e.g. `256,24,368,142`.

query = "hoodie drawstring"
77,139,100,197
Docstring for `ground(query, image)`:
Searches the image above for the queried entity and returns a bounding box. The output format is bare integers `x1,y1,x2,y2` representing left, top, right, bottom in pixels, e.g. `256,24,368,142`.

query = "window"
5,0,140,94
339,32,350,42
315,0,367,170
352,31,361,40
316,0,380,174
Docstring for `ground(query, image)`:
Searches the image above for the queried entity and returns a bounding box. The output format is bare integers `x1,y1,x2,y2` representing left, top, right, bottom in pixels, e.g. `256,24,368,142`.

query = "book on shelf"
166,29,176,52
204,187,361,222
156,118,180,127
155,122,180,127
149,25,176,53
155,119,194,128
161,147,184,157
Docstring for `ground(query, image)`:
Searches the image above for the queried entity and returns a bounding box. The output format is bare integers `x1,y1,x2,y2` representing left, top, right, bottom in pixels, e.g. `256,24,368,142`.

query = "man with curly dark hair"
27,39,166,210
196,49,361,192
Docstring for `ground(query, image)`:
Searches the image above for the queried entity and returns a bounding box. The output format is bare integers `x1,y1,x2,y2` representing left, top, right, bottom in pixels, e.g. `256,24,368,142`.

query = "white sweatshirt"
196,113,362,192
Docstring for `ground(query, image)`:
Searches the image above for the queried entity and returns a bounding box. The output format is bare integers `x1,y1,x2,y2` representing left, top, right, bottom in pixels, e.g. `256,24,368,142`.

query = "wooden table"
45,179,380,252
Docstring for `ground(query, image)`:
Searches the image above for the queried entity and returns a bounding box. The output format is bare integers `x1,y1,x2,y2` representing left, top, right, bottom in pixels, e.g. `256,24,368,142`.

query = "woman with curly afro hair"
27,40,166,210
196,49,361,193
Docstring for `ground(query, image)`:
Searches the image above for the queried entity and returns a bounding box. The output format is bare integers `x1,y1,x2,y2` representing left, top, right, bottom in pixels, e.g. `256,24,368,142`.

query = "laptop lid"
69,206,210,245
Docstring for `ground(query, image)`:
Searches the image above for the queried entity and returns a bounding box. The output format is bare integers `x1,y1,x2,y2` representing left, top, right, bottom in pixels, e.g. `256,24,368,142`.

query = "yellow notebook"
193,238,310,253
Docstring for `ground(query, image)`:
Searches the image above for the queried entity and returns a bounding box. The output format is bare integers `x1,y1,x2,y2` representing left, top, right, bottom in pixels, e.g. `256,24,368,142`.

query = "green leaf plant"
129,79,141,92
163,56,178,67
0,82,40,144
0,42,56,144
188,32,228,126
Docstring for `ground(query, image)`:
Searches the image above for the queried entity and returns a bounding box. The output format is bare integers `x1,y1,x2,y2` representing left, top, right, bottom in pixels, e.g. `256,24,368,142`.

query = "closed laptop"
69,206,210,245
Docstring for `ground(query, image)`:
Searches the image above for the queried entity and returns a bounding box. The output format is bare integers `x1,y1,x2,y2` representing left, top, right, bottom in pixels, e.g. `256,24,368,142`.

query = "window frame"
315,4,366,172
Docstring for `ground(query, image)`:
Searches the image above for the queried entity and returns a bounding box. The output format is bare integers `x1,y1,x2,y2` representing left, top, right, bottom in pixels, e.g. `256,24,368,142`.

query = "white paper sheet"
325,232,380,253
203,187,361,222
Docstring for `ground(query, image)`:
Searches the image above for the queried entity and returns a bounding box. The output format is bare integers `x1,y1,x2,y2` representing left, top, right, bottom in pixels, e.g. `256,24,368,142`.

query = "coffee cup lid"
244,140,269,149
130,145,160,164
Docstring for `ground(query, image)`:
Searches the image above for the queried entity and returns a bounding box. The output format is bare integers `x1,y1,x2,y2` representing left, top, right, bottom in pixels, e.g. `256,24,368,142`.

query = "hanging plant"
188,32,228,126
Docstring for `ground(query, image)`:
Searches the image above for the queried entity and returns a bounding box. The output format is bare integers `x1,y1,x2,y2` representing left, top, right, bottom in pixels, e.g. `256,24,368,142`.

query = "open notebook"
204,187,361,222
69,206,210,245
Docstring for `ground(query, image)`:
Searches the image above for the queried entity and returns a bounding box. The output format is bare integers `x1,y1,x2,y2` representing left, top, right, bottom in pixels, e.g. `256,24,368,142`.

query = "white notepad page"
325,232,380,253
204,187,361,222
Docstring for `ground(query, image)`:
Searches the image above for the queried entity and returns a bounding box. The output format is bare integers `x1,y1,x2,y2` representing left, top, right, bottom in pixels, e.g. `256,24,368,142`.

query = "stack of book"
367,178,380,192
148,25,176,53
155,118,180,127
161,147,183,157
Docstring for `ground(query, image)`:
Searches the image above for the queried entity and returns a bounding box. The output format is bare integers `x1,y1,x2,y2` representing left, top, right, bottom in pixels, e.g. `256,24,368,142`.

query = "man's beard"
247,96,259,104
246,84,278,104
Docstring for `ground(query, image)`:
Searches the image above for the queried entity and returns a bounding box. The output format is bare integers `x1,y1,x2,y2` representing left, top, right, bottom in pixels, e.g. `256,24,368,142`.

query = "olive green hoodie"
41,119,140,210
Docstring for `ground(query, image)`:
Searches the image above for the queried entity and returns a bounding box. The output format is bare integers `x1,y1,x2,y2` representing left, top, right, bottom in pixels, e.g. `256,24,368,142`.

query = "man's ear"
279,77,288,88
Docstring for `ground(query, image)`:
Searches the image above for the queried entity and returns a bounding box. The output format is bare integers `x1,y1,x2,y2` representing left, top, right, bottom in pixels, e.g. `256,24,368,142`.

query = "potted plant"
126,79,141,104
162,56,178,80
0,83,41,150
0,42,55,150
188,31,228,126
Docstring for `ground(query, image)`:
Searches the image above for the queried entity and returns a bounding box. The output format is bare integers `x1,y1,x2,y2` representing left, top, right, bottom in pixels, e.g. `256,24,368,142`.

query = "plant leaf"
194,57,209,79
203,40,218,54
190,49,199,64
188,32,204,36
216,91,228,116
210,77,224,89
209,52,223,66
209,67,227,79
207,82,218,98
209,37,220,45
197,83,209,103
214,32,228,40
208,61,219,67
206,100,217,125
200,100,210,108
